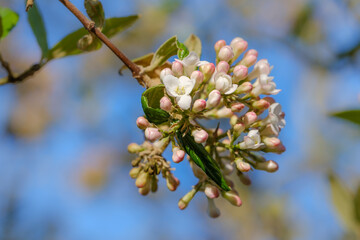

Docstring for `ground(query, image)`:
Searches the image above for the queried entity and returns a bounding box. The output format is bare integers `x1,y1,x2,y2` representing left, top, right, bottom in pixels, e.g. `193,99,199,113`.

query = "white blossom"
251,74,280,96
214,72,238,95
175,52,208,76
239,130,264,149
162,75,195,110
265,103,286,134
247,59,272,80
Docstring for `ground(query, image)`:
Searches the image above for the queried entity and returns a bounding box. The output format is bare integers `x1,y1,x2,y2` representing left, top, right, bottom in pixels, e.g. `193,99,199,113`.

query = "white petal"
269,89,281,95
196,60,210,67
163,75,180,97
183,52,199,66
179,76,195,94
224,84,238,95
177,95,192,110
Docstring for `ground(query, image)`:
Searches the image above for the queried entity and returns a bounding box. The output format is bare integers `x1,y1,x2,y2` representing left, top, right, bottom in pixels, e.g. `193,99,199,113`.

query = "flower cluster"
128,37,285,217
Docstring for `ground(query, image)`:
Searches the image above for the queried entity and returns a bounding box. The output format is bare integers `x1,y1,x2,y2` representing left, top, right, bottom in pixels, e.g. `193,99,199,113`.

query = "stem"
58,0,144,86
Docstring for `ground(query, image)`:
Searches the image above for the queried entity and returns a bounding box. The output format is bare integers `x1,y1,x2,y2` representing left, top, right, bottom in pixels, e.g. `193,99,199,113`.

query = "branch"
58,0,145,86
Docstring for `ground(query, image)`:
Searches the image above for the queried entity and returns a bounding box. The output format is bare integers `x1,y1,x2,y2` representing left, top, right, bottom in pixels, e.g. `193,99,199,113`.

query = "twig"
58,0,144,86
0,54,14,79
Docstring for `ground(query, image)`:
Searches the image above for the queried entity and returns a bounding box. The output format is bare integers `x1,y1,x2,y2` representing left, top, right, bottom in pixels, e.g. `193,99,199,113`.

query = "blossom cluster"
128,37,286,217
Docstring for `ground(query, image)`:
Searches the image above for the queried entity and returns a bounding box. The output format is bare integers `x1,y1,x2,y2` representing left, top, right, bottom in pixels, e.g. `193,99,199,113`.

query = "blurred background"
0,0,360,239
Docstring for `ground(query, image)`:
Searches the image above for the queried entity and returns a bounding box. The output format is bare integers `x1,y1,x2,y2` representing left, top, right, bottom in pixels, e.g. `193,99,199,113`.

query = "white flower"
175,52,208,76
247,59,273,80
162,75,195,110
239,130,264,149
265,103,286,134
251,74,280,96
214,72,238,95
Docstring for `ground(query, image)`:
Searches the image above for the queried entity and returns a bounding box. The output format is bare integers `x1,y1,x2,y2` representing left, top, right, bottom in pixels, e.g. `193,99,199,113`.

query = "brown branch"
58,0,144,86
0,53,14,79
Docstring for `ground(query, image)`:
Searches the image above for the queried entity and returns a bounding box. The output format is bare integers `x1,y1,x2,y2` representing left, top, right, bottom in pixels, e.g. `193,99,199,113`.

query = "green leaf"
77,33,102,51
328,173,359,232
48,15,138,60
141,85,170,124
176,40,189,60
27,2,49,58
354,185,360,223
147,36,178,71
0,7,19,40
330,109,360,126
184,34,201,57
84,0,105,29
177,130,231,191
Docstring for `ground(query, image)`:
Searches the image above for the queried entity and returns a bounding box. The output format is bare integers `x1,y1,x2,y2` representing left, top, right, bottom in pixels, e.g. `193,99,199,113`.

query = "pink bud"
231,102,245,112
144,127,162,142
222,191,242,207
160,68,173,80
216,61,230,73
191,70,204,89
207,198,221,218
192,99,206,112
204,184,220,199
238,172,252,185
136,116,150,129
160,96,172,112
206,90,222,108
223,161,234,175
172,147,185,163
166,173,179,191
199,63,215,81
233,65,248,83
192,129,208,143
235,82,253,94
230,37,248,60
172,61,183,76
216,107,233,118
244,49,258,57
244,111,257,126
240,54,257,67
218,45,234,62
255,160,279,172
214,40,226,54
233,123,245,135
252,99,270,110
235,159,251,172
263,137,286,153
135,171,149,188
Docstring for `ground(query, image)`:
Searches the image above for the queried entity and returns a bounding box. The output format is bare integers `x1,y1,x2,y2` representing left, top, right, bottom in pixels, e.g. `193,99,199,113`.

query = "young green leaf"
328,173,359,233
184,34,202,57
141,85,170,124
27,2,49,58
0,7,19,40
330,109,360,126
176,40,189,60
177,130,231,191
84,0,105,30
48,15,138,60
147,36,178,71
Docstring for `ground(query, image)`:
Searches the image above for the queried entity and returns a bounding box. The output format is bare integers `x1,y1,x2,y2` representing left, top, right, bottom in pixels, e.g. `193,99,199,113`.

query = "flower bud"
207,198,221,218
261,124,279,137
151,177,158,193
230,115,238,126
199,63,215,82
192,129,209,143
216,61,230,73
263,137,286,153
235,82,253,94
172,61,184,77
135,171,149,188
218,46,234,62
216,107,233,118
204,184,220,199
223,161,234,175
233,123,245,139
172,147,185,163
255,160,279,172
240,50,258,67
139,182,150,195
233,65,248,83
231,102,245,112
160,68,173,81
190,161,206,179
191,70,204,89
214,40,226,54
222,191,242,207
235,158,251,172
252,99,270,110
238,172,252,185
136,116,150,129
225,177,234,188
127,143,143,153
206,90,222,108
178,188,197,210
230,37,248,61
262,97,276,105
245,49,258,57
129,167,141,178
166,173,179,191
192,99,206,112
160,96,172,112
144,127,162,142
244,111,257,126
